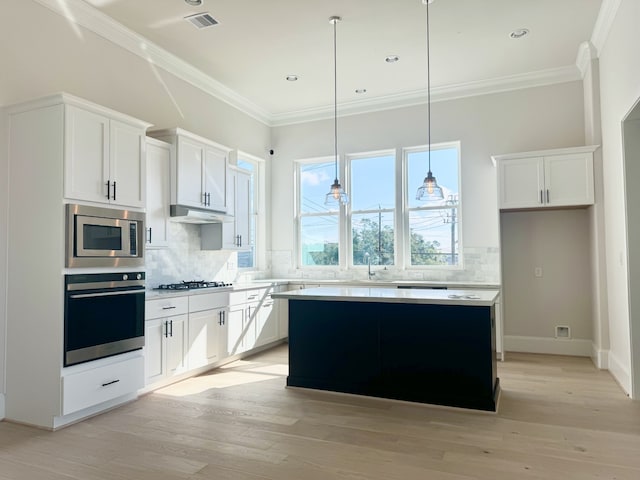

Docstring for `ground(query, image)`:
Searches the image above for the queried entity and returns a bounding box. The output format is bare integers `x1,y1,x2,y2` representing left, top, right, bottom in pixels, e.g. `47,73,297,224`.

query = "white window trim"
402,141,463,270
346,149,397,269
295,156,344,270
236,150,264,272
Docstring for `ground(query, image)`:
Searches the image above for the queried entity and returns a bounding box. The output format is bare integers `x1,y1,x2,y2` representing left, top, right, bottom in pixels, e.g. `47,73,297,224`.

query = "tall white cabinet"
146,138,172,248
3,94,150,429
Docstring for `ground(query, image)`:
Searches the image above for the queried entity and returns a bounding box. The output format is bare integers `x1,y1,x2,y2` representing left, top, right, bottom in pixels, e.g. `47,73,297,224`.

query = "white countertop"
271,287,500,306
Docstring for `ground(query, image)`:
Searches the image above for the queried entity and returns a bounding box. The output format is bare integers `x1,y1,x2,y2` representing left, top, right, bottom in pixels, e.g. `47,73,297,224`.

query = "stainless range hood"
169,205,232,224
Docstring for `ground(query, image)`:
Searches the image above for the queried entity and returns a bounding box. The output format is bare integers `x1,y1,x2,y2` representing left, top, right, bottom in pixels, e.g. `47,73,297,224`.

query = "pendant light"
416,0,444,201
325,15,349,206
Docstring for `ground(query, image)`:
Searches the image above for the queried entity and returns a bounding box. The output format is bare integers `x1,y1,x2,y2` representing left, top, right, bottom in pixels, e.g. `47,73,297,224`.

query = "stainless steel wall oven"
64,272,145,366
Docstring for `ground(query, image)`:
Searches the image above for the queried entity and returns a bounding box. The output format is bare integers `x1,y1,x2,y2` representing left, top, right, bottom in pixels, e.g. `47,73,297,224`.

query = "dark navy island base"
285,298,499,412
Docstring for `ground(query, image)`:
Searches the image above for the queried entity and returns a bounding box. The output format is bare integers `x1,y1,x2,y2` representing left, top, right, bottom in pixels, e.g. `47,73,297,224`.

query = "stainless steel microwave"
66,204,145,268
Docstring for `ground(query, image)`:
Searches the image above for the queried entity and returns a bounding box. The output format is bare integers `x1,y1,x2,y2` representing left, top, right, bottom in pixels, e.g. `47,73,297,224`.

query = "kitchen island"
272,287,500,411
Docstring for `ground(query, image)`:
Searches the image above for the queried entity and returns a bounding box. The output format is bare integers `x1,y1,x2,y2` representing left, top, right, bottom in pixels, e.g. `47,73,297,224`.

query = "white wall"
0,105,7,417
271,82,586,280
597,0,640,395
501,209,593,355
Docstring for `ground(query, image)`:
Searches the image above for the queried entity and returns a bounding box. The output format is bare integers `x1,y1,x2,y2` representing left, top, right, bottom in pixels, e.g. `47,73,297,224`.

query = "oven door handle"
69,290,144,299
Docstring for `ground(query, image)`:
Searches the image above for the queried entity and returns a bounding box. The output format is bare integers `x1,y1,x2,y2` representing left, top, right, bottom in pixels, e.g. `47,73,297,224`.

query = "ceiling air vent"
185,12,218,29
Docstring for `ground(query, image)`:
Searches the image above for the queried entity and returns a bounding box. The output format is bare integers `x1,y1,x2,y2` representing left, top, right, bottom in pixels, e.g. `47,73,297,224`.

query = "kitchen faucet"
365,253,375,280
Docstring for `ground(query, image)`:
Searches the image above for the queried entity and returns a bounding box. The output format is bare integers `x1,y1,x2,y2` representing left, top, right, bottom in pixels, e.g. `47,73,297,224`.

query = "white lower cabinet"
187,292,229,369
144,285,282,391
144,296,189,386
62,355,144,415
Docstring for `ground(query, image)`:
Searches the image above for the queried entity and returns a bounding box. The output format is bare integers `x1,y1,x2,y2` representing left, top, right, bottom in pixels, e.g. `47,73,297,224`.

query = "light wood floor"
1,345,639,480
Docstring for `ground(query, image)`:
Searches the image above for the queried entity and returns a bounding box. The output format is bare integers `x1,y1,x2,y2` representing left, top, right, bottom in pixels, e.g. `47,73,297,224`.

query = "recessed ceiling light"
185,0,203,6
509,28,529,39
355,89,367,94
286,75,299,82
385,55,399,63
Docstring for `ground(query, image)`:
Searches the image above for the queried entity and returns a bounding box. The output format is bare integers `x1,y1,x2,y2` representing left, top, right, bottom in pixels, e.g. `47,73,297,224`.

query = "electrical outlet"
555,325,570,338
534,267,543,277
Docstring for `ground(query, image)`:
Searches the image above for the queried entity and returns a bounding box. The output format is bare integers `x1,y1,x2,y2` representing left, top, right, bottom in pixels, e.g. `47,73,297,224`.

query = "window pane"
300,162,335,213
407,148,459,209
409,208,459,265
301,215,339,266
238,248,254,268
351,155,395,211
352,212,394,265
237,159,254,171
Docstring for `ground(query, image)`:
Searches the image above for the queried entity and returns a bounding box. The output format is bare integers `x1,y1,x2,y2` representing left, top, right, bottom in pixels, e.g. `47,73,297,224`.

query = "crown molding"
31,0,272,125
31,0,589,128
590,0,623,56
271,65,582,126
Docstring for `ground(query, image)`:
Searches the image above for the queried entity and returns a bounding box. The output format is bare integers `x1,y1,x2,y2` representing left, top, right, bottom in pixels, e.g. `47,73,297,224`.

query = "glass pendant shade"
416,170,444,201
325,178,349,205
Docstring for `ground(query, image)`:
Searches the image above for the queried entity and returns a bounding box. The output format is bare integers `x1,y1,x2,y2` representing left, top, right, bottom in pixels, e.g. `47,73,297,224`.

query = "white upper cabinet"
223,168,251,249
149,128,230,213
495,146,598,210
64,104,148,208
146,138,171,248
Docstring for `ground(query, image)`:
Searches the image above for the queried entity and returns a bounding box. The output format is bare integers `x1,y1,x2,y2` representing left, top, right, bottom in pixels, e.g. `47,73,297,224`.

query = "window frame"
294,141,463,272
295,156,344,269
402,141,463,270
236,151,263,272
346,149,398,269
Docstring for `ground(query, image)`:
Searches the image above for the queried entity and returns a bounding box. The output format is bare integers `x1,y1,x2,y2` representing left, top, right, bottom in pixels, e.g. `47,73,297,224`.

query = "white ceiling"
80,0,603,125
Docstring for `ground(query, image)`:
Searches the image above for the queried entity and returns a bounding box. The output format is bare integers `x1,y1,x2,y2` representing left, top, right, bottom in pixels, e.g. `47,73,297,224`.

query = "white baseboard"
591,344,609,369
504,335,592,357
0,393,5,420
608,350,632,397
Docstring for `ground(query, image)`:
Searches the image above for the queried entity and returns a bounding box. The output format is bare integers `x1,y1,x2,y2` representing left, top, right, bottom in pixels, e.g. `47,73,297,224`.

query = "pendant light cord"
426,1,432,173
333,17,338,181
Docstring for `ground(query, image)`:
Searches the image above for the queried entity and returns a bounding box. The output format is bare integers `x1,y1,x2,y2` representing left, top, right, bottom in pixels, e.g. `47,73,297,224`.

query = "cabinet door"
256,293,278,347
498,157,544,209
203,146,228,212
188,308,221,369
176,137,205,208
146,140,171,247
110,120,145,208
222,170,238,248
244,302,258,352
64,105,110,203
166,314,189,376
235,170,251,249
544,153,594,207
227,304,245,355
144,318,166,385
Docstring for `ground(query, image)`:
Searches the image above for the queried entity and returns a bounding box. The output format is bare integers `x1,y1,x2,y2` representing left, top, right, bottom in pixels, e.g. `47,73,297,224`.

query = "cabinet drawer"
189,291,229,312
146,296,188,319
62,355,144,415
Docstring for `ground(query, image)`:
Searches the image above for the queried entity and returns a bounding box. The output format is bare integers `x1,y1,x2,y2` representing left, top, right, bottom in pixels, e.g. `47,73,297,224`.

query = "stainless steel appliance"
66,204,145,268
64,272,145,366
154,280,233,291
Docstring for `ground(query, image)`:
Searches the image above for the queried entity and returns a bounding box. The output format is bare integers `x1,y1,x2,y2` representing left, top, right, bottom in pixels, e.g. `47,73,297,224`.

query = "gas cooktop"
154,280,233,291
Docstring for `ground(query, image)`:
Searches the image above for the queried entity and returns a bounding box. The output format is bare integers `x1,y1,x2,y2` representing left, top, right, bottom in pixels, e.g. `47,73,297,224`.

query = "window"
405,143,460,266
236,156,258,269
297,159,340,266
349,152,396,266
295,142,461,270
